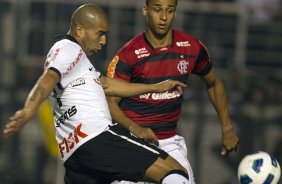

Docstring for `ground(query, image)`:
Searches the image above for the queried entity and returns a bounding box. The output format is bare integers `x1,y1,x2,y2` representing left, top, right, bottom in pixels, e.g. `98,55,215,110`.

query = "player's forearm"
107,96,138,131
24,70,59,117
102,76,157,97
207,79,233,130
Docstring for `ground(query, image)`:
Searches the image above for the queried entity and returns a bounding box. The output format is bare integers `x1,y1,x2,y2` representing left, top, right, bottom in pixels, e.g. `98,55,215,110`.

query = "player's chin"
155,29,169,37
93,48,102,53
88,50,98,56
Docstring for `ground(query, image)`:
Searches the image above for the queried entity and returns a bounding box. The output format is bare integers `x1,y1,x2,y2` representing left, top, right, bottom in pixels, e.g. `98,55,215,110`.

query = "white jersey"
44,35,112,162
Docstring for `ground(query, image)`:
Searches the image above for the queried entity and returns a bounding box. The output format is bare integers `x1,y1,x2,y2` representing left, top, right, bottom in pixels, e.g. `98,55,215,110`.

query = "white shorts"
111,135,195,184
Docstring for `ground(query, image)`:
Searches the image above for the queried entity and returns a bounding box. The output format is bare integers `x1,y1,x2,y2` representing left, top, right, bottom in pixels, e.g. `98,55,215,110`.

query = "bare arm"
103,76,185,146
202,67,239,155
3,69,60,137
107,96,159,146
100,76,185,97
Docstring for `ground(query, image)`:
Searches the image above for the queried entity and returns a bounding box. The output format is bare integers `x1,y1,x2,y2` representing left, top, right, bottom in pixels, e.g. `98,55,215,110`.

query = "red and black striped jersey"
107,29,212,139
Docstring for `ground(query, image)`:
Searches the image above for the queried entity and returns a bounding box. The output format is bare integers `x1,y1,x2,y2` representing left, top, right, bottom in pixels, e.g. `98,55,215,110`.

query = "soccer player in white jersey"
3,3,192,184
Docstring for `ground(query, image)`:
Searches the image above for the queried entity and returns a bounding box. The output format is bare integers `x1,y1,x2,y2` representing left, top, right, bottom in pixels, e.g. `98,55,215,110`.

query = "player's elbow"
104,87,115,96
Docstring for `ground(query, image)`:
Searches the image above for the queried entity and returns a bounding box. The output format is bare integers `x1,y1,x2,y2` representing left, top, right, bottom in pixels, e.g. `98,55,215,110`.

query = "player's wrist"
222,125,234,134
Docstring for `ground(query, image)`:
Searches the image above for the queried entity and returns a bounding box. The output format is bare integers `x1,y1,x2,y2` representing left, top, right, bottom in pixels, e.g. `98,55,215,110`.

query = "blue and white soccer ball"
238,151,281,184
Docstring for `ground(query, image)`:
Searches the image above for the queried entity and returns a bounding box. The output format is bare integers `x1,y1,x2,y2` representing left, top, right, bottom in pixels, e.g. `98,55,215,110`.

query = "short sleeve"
192,41,212,76
44,41,84,87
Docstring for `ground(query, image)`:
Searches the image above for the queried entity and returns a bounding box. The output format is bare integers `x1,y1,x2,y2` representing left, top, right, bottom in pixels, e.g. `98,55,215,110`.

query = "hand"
221,127,239,156
3,109,33,138
154,79,186,94
130,124,159,146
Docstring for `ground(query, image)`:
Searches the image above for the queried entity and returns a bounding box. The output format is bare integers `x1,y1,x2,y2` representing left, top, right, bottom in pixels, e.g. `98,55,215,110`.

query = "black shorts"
64,124,168,184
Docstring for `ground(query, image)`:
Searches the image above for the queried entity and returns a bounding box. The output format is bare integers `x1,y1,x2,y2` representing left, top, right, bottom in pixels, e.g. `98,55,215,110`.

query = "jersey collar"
143,29,175,52
54,34,79,45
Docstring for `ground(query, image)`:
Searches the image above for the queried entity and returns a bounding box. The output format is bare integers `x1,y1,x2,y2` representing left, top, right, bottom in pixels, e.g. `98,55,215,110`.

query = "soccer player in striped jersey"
107,0,239,183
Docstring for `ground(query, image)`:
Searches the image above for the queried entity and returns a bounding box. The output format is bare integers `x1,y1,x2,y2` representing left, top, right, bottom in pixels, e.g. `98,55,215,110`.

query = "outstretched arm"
201,67,239,155
103,76,185,146
100,76,185,97
3,69,60,137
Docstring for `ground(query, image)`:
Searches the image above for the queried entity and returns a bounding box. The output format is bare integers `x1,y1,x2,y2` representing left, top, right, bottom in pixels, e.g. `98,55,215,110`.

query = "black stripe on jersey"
132,75,188,84
119,97,183,115
197,62,212,76
193,48,212,76
48,68,64,90
57,83,64,90
142,121,177,133
134,52,195,67
115,59,132,76
195,48,207,64
48,67,61,78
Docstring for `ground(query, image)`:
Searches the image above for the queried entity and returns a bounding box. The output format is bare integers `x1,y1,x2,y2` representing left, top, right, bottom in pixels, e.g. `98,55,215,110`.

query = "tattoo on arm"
29,84,46,102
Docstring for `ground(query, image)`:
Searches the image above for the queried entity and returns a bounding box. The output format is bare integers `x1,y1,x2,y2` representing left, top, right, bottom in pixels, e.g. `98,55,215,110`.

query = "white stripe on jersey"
107,129,160,154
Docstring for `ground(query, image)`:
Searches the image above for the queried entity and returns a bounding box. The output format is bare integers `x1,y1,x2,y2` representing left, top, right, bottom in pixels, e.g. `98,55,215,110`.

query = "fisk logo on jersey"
176,41,191,47
135,48,150,59
58,123,88,158
139,90,181,100
70,78,85,87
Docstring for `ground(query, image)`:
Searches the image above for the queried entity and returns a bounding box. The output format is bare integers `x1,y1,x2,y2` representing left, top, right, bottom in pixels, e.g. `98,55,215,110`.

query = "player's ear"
75,25,85,37
142,4,147,16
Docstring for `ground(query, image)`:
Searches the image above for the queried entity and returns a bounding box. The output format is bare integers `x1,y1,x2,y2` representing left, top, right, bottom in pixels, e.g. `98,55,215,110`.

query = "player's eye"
167,8,175,14
98,31,107,37
153,7,161,13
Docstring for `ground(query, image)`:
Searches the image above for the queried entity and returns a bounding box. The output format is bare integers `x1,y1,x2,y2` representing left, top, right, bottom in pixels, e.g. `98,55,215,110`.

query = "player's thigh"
167,148,195,184
159,136,189,171
144,155,187,182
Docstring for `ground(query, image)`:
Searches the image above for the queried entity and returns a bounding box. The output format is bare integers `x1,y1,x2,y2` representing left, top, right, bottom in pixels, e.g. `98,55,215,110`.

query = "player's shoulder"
115,32,147,63
47,37,82,64
173,29,201,44
53,37,81,52
173,29,206,50
118,32,145,52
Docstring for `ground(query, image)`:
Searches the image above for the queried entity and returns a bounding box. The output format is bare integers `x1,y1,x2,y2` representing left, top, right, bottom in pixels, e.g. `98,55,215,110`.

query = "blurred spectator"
236,0,280,24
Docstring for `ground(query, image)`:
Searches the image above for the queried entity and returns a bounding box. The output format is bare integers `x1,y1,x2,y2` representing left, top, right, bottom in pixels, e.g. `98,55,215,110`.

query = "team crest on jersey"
177,60,189,74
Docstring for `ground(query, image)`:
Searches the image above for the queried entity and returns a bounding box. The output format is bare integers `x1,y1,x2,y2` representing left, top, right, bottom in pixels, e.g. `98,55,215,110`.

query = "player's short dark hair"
145,0,178,6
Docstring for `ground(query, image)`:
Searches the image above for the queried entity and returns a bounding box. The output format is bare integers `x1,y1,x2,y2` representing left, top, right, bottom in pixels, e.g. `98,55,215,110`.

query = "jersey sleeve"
192,40,212,76
107,48,132,82
44,42,83,87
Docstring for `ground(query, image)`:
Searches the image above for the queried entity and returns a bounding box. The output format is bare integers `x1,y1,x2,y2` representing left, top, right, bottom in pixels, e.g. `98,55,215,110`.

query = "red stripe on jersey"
109,29,211,138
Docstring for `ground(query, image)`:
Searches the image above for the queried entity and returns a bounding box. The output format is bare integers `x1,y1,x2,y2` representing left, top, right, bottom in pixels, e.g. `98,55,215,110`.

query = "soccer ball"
238,151,281,184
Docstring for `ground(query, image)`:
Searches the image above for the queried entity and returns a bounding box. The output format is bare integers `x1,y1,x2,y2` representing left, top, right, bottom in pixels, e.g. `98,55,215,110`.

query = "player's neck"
145,29,173,49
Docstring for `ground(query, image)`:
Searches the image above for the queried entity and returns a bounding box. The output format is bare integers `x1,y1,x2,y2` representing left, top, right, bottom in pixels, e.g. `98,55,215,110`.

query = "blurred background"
0,0,281,183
